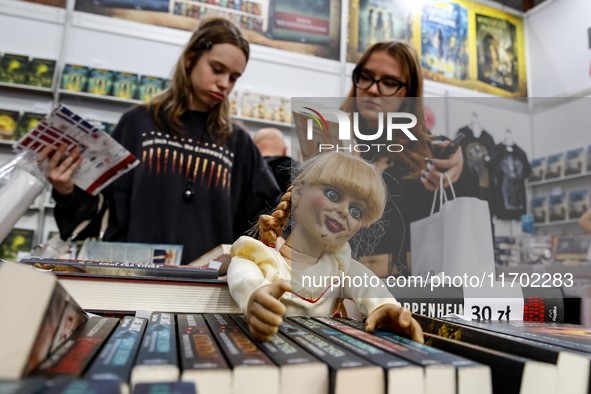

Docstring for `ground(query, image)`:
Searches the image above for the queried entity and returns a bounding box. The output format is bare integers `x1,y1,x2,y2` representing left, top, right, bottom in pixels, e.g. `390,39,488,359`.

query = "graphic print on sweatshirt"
140,131,234,193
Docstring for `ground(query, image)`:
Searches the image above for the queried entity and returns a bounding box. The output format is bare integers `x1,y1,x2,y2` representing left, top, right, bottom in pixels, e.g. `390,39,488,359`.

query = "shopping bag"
410,173,495,278
0,152,46,245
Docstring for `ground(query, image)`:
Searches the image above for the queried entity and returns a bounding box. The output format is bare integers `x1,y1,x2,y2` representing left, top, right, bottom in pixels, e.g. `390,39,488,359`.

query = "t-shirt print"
140,131,234,193
466,141,490,188
500,153,525,211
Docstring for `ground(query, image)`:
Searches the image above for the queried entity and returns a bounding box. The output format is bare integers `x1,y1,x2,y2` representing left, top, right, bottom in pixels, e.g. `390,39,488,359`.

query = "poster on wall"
420,1,469,82
73,0,341,60
347,0,414,63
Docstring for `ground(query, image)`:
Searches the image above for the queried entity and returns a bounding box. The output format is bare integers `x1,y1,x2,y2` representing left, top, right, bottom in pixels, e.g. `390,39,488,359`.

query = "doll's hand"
246,281,291,342
366,304,424,344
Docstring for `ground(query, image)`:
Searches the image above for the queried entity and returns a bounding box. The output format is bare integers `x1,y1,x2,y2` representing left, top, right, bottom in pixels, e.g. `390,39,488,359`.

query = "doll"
227,152,424,343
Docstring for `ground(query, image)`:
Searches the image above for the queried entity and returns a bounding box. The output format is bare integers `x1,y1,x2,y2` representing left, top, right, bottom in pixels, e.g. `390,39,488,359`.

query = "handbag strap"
429,172,456,216
71,193,106,240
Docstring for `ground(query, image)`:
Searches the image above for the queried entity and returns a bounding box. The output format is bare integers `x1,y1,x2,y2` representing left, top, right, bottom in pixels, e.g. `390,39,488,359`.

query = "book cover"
0,228,34,261
0,109,20,141
132,312,178,377
85,316,148,387
229,90,239,116
112,72,138,99
267,0,332,45
233,314,323,367
565,147,584,176
61,64,89,92
43,379,122,394
32,317,119,377
421,1,469,81
0,54,29,84
385,284,464,319
86,241,183,266
15,112,45,141
138,76,165,102
549,193,567,222
546,153,564,179
530,196,548,223
21,258,217,280
133,382,197,394
476,13,520,93
553,234,591,262
26,59,56,88
241,92,263,118
568,189,590,220
0,378,47,394
86,69,114,96
529,158,546,182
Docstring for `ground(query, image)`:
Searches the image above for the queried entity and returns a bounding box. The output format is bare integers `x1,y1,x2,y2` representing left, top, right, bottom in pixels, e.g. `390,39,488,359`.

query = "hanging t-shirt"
457,126,497,215
494,143,531,220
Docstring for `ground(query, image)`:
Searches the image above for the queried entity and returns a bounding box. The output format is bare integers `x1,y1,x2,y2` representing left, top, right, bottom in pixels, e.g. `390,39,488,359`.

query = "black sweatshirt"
53,106,282,265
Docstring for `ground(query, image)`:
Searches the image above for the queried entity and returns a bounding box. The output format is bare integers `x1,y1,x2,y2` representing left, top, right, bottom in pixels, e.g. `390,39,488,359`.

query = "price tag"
463,280,524,321
32,102,50,114
551,186,563,196
92,59,106,69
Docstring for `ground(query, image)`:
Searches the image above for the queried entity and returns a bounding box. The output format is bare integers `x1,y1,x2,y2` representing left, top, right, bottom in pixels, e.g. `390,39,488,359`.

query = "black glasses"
353,68,406,96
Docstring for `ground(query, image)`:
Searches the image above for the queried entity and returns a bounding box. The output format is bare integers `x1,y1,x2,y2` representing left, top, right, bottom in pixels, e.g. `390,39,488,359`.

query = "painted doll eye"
349,206,363,219
326,190,339,202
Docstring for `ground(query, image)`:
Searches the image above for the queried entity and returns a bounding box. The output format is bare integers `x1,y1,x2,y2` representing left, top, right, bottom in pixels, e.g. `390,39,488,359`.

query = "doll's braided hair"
258,151,387,247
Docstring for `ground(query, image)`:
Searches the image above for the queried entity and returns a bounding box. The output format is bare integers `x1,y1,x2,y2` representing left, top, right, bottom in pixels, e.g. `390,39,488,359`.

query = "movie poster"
476,13,519,93
421,1,469,81
347,0,414,63
74,0,341,60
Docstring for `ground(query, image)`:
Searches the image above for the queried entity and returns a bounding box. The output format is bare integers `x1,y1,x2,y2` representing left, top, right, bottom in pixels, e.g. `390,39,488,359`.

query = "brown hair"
149,18,249,144
341,40,434,178
259,152,387,246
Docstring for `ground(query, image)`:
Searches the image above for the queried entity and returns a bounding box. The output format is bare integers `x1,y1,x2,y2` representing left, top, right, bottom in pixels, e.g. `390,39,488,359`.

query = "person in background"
253,127,292,194
579,210,591,234
37,18,281,265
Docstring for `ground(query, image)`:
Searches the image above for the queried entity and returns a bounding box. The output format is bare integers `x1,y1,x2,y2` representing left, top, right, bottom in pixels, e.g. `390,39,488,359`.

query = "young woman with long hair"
39,18,282,264
343,40,479,277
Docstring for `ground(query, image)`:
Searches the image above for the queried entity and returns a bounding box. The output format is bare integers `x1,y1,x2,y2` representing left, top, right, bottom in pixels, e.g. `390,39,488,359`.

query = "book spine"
231,314,320,366
133,382,197,394
32,317,119,377
85,316,148,383
289,317,412,370
521,287,564,322
177,314,229,371
41,379,122,394
335,317,479,367
134,313,178,368
203,314,275,367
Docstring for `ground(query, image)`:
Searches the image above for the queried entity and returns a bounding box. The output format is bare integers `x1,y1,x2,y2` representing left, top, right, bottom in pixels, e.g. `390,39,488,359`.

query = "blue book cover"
565,147,584,176
546,153,564,179
569,190,590,220
549,193,567,221
529,158,546,182
531,196,548,223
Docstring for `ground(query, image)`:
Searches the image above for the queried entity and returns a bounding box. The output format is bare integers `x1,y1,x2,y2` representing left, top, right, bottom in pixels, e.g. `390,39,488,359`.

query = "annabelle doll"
227,151,424,343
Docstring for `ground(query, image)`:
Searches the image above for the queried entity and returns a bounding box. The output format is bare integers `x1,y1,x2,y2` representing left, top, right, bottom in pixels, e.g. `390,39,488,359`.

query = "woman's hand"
421,140,464,191
366,304,424,343
246,281,291,341
37,144,82,196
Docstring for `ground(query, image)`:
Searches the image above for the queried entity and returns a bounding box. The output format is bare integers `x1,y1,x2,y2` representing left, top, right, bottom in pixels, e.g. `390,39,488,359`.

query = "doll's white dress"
227,236,399,317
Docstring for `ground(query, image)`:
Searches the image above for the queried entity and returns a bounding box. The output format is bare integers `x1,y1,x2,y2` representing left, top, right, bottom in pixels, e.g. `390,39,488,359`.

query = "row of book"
494,234,591,266
189,0,264,15
0,110,44,141
61,64,170,101
0,54,55,88
530,146,591,182
0,260,586,394
173,3,265,33
531,188,590,223
233,91,291,123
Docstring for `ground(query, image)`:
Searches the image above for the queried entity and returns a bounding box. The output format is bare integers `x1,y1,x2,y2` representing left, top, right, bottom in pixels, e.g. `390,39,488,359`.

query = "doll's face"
293,183,366,248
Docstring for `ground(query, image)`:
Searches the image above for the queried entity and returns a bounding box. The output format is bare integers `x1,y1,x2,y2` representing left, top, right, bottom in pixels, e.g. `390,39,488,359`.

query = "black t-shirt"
458,126,497,216
54,106,282,265
264,155,292,194
494,143,531,220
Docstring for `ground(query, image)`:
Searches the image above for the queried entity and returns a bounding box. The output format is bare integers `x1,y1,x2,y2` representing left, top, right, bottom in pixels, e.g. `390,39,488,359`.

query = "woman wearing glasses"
343,40,479,278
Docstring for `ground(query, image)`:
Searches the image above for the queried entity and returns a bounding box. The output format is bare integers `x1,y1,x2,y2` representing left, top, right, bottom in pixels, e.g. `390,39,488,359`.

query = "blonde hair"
341,40,434,178
259,152,387,246
149,17,249,144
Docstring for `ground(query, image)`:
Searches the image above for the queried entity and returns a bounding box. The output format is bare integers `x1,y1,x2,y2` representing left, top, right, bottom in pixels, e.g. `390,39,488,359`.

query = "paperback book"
565,147,585,176
138,76,165,102
26,59,56,88
546,153,564,179
530,196,548,223
86,69,114,96
568,189,590,220
0,109,19,140
0,228,33,261
529,158,546,182
16,112,45,140
0,54,29,84
112,72,138,99
86,241,183,266
61,65,89,92
549,193,567,222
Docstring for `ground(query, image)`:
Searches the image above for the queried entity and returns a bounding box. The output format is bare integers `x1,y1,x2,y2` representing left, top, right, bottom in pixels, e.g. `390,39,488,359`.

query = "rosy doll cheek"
311,194,327,210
